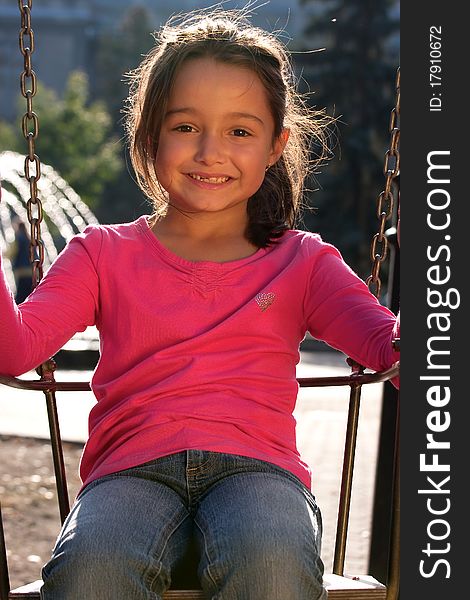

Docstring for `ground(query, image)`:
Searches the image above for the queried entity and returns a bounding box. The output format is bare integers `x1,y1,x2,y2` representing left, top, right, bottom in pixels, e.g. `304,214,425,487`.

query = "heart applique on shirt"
255,292,276,312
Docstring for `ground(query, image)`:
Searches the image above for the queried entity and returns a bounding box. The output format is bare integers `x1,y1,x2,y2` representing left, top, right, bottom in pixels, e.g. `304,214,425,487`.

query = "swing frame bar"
0,360,399,600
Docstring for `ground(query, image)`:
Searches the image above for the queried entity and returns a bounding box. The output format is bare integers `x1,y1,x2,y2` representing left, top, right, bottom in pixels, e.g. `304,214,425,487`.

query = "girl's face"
155,57,287,219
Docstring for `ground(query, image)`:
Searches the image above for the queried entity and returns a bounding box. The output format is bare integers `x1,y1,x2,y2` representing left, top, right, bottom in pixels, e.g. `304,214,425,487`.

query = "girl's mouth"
188,173,231,184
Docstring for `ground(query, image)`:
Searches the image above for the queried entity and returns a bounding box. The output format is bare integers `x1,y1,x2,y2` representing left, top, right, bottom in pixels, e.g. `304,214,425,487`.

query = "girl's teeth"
190,174,229,183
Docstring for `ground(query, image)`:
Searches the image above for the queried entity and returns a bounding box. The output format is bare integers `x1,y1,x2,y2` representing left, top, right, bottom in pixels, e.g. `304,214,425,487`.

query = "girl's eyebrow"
228,111,265,126
165,107,265,126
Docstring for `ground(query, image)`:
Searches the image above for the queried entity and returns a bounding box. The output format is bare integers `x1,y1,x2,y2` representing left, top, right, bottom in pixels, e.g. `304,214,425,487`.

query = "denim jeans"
41,450,327,599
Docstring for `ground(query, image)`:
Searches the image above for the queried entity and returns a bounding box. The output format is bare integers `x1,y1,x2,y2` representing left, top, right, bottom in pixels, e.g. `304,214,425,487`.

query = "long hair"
124,9,333,247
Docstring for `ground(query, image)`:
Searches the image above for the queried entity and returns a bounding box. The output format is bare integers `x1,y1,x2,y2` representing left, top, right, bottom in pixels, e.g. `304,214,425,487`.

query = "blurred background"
0,0,400,591
0,0,399,283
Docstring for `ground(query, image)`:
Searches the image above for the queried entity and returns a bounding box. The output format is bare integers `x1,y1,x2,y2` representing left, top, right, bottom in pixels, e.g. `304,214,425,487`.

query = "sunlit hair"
124,8,333,247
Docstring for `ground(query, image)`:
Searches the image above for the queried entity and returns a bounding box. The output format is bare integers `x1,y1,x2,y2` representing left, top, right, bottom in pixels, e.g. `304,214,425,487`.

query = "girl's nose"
194,133,225,165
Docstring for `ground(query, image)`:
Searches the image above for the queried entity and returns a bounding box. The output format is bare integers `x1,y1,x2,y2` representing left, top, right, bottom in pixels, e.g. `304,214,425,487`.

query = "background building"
0,0,338,121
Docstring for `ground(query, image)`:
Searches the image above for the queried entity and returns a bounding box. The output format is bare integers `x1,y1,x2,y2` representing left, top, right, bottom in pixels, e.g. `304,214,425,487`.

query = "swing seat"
6,573,386,599
0,362,398,600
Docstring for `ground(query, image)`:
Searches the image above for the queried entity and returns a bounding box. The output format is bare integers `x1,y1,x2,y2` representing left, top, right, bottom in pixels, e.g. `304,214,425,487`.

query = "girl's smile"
186,171,233,188
154,57,286,220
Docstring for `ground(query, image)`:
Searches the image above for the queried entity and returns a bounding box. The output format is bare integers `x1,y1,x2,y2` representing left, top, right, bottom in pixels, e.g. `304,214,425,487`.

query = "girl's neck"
150,208,258,263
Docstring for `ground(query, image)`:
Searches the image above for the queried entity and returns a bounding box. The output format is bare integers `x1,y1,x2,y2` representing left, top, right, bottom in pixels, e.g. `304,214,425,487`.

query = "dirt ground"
1,435,83,591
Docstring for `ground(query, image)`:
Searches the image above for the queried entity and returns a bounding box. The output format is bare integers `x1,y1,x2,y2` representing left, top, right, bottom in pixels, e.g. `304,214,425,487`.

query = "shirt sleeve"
304,241,400,387
0,225,102,377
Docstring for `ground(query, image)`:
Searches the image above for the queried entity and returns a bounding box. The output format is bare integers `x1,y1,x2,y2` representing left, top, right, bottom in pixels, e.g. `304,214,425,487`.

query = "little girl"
0,9,399,600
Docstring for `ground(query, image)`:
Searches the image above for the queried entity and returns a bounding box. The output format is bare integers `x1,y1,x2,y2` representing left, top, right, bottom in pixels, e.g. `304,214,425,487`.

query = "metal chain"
18,2,59,435
18,0,44,288
366,67,400,299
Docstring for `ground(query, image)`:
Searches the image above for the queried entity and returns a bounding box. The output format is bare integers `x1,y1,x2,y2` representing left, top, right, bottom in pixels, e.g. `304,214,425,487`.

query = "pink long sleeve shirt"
0,216,399,489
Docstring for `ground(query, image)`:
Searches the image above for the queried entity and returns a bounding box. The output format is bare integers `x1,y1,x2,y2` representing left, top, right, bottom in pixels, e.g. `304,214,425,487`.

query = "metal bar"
0,504,11,600
368,385,396,583
44,390,70,523
0,363,399,393
369,226,400,583
0,375,90,391
386,400,400,600
333,382,363,576
298,364,399,387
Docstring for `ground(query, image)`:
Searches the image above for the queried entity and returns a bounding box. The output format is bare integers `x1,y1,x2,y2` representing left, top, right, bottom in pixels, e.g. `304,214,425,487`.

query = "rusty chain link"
18,0,44,288
18,2,58,391
366,67,400,299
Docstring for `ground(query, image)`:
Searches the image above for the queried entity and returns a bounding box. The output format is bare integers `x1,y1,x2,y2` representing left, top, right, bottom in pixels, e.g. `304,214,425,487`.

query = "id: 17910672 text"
429,25,443,112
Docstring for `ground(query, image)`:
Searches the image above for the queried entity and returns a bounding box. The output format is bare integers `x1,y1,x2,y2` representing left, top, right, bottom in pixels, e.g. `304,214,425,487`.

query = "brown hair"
124,9,332,247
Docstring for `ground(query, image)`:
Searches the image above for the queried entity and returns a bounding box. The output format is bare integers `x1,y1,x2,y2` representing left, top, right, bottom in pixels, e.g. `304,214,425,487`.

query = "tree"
94,5,155,134
0,71,122,212
0,120,19,153
298,0,399,275
33,71,122,210
90,5,156,223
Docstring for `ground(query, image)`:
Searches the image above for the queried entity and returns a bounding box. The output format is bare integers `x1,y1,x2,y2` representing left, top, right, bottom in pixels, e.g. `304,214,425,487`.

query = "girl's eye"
232,129,250,137
175,125,194,133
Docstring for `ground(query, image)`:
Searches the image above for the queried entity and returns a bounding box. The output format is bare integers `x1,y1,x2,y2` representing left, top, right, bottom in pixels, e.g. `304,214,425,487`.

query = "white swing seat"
8,572,386,599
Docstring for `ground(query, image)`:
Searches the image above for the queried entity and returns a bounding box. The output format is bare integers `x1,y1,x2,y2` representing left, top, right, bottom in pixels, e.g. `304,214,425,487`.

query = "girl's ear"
269,127,290,165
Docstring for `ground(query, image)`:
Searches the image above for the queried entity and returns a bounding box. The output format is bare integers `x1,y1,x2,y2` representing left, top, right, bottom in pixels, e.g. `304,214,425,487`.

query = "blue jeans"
41,450,327,599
